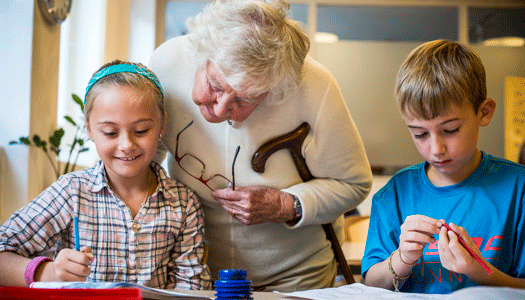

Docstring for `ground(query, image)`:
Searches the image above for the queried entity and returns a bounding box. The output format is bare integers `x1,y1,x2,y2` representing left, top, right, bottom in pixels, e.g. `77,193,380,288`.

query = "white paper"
281,283,525,300
280,283,447,300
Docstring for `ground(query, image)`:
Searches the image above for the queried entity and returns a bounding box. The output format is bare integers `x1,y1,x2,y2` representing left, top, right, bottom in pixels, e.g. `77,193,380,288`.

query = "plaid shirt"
0,160,211,290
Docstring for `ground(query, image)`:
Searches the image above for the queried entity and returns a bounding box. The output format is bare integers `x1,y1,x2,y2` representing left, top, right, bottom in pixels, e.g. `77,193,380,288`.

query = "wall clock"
37,0,72,25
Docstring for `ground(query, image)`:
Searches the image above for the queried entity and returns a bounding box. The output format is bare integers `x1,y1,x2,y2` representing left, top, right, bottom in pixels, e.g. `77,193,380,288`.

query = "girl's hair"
84,60,165,123
186,0,310,105
395,40,487,119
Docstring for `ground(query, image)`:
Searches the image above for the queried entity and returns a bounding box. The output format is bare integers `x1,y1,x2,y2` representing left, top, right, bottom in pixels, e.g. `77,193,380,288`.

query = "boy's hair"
395,39,487,119
84,60,165,123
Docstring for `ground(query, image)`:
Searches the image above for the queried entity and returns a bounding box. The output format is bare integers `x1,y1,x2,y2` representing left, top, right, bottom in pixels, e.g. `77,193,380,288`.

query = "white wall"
0,0,64,223
0,1,158,224
316,41,525,168
58,0,157,169
0,1,34,222
474,45,525,161
57,0,106,168
129,0,157,65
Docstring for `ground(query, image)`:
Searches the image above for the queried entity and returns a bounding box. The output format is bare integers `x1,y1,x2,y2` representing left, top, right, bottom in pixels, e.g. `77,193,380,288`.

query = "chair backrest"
344,215,370,243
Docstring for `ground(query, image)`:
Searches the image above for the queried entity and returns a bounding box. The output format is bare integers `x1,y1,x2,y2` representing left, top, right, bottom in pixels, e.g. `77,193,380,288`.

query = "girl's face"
403,101,493,187
86,85,165,183
192,61,266,123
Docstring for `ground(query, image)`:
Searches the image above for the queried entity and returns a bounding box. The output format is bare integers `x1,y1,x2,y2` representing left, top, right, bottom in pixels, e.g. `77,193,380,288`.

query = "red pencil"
442,222,492,275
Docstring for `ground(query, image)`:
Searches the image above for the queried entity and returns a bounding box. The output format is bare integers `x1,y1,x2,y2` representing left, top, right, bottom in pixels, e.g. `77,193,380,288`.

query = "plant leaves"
9,93,90,177
64,116,76,126
32,136,47,152
50,146,60,155
19,137,31,145
72,94,84,113
50,128,65,148
32,135,43,146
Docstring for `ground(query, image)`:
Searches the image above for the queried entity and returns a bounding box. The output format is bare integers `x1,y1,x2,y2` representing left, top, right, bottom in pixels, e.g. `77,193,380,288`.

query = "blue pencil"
74,216,80,251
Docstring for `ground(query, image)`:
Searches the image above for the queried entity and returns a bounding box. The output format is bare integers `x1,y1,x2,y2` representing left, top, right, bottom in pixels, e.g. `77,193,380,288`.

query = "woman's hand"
38,246,94,282
399,215,442,265
438,222,487,277
212,186,295,225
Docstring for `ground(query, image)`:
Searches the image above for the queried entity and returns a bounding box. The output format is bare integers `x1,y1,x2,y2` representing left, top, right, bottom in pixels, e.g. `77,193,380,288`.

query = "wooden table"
176,242,368,298
174,289,287,299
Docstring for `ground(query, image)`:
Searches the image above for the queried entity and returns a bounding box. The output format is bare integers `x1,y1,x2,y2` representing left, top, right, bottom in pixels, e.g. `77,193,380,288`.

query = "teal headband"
84,64,164,102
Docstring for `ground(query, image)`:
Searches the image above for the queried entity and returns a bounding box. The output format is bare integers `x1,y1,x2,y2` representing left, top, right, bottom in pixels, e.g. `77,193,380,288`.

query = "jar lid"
218,269,247,280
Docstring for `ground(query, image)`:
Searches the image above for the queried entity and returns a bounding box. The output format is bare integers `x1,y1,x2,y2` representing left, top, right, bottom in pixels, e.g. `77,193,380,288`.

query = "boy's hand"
438,222,486,276
37,246,94,282
399,215,442,265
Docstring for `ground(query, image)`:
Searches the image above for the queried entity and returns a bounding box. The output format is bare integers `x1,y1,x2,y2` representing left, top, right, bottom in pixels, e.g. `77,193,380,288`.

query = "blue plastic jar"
214,269,252,300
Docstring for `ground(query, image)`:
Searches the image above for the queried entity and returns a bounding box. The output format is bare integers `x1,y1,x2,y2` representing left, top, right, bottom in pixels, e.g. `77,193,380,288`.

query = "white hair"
186,0,310,105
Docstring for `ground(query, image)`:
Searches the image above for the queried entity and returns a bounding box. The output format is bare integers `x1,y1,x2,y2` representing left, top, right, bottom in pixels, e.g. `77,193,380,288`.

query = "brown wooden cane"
251,122,356,284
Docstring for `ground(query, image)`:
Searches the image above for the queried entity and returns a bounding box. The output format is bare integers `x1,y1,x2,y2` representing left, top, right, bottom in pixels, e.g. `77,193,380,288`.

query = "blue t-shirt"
361,152,525,294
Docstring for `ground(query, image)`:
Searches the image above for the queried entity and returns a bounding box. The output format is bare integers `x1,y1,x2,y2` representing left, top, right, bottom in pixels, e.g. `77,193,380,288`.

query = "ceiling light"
314,32,339,44
482,37,525,47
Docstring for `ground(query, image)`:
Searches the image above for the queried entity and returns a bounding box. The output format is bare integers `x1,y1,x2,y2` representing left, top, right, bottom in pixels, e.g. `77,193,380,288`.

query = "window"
165,1,209,40
317,5,458,42
164,1,308,41
469,7,525,46
290,4,308,28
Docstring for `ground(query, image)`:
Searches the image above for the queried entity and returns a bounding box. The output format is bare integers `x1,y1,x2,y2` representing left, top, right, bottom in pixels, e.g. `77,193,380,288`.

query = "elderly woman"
149,0,372,292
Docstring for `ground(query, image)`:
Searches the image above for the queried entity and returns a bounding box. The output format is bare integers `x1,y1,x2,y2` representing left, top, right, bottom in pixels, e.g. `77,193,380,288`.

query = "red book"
0,286,141,300
3,282,211,300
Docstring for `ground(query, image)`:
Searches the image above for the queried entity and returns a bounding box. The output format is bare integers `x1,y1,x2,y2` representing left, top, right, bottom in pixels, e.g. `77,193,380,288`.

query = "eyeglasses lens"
178,153,230,190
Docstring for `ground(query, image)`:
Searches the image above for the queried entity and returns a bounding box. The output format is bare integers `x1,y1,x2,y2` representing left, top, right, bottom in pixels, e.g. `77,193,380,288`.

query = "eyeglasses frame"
175,120,240,191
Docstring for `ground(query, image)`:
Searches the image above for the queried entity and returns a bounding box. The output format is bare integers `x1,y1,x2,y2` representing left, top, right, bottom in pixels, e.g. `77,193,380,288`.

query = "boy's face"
86,85,166,183
403,100,494,186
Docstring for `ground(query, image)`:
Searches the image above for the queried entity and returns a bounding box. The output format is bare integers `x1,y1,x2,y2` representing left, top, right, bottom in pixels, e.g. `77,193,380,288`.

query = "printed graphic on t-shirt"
406,234,502,289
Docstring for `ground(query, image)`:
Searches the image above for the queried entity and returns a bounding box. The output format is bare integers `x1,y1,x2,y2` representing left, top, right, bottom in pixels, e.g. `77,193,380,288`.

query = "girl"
0,60,211,290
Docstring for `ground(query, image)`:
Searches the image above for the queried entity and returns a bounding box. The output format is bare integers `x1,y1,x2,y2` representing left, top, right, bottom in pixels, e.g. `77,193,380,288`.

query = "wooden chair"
344,215,370,243
342,215,370,283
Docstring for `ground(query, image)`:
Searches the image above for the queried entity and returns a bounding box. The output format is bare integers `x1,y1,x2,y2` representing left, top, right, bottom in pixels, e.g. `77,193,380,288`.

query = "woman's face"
192,61,266,123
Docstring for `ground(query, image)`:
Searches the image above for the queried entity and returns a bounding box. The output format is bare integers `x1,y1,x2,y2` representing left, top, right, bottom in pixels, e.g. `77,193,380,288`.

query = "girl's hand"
38,246,94,282
438,222,485,276
399,215,442,265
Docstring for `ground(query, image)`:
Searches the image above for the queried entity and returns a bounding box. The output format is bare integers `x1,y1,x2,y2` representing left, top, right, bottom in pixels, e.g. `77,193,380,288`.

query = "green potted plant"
9,94,90,179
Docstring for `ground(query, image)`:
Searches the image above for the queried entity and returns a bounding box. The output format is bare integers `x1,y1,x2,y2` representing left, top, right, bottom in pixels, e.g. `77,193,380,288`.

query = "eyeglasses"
175,120,240,191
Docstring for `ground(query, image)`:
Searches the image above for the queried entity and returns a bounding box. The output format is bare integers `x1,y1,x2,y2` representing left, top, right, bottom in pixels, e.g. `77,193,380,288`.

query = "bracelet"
388,250,411,292
399,249,426,276
398,249,418,265
24,256,53,286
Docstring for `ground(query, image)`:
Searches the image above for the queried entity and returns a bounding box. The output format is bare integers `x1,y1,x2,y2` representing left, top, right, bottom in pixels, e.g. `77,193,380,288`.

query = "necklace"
107,169,152,207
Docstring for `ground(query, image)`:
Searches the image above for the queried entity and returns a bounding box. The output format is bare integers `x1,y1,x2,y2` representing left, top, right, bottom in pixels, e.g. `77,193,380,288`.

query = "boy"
361,40,525,293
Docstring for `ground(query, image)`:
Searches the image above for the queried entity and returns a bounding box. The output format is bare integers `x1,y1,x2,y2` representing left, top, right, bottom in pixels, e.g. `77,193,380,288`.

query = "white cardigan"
149,35,372,291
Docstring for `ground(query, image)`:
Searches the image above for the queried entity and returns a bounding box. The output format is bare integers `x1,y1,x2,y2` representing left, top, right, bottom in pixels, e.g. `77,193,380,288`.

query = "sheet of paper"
280,283,448,300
